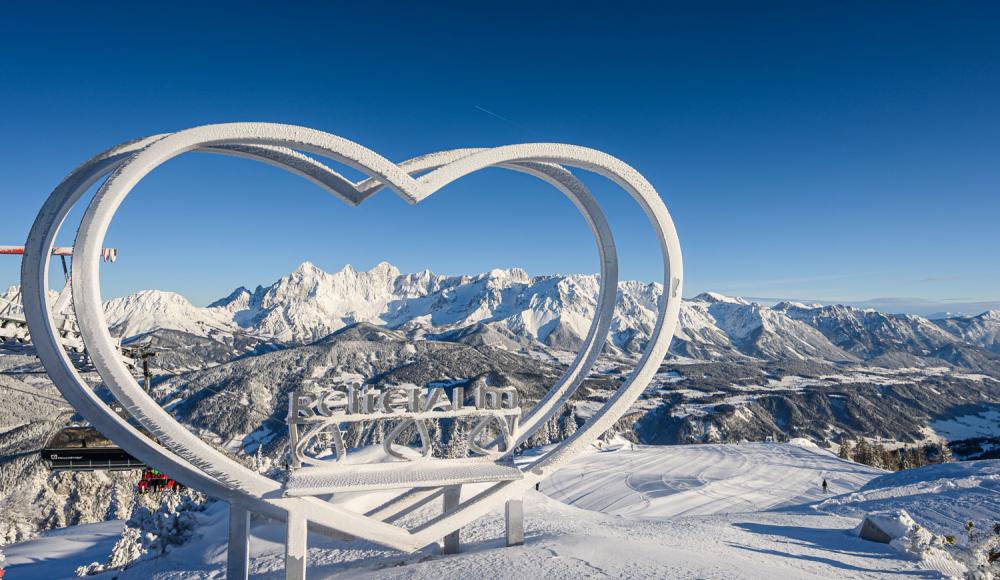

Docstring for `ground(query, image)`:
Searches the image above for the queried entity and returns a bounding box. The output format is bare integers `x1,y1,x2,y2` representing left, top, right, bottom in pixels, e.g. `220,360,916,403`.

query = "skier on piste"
822,478,828,494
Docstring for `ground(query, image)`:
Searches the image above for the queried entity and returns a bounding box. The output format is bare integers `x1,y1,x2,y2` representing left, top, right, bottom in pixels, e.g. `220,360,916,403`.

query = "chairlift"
42,426,144,472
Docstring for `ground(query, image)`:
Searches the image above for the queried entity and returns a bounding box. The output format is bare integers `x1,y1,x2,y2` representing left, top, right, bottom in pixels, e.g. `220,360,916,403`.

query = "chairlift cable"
2,383,73,407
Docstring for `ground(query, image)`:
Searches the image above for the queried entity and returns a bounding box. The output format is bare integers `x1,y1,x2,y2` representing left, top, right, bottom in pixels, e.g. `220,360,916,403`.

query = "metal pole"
505,498,524,547
285,508,307,580
442,485,461,554
60,255,70,284
227,503,250,580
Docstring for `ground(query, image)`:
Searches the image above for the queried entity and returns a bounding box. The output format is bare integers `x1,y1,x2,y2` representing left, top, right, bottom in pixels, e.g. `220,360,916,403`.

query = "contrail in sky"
474,105,539,136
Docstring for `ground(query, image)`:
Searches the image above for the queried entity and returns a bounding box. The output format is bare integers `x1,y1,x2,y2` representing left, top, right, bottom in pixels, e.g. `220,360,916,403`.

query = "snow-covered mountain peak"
693,291,748,305
104,289,235,339
482,267,531,284
46,261,998,362
207,286,251,312
295,260,322,274
108,289,190,309
772,300,822,311
369,261,401,277
979,310,1000,321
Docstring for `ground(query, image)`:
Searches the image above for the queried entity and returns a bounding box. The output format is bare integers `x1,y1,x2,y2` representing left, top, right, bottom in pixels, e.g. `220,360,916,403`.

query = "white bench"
285,457,523,496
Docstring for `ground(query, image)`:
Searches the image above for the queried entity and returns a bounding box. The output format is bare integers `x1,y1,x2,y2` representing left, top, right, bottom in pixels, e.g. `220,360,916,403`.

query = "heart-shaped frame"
21,123,682,552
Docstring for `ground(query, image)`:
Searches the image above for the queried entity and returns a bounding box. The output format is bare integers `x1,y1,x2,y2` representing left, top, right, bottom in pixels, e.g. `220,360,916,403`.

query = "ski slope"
543,440,884,518
6,442,994,579
818,459,1000,536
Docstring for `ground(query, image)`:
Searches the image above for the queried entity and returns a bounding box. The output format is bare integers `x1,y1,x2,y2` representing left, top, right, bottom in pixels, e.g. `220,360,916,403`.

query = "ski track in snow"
544,442,883,519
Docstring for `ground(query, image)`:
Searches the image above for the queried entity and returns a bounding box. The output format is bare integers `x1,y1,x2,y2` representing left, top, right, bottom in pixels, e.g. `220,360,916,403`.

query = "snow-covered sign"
288,379,521,467
21,123,683,579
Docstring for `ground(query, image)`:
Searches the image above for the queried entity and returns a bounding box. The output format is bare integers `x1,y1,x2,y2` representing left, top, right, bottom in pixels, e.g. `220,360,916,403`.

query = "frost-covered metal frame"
21,123,683,553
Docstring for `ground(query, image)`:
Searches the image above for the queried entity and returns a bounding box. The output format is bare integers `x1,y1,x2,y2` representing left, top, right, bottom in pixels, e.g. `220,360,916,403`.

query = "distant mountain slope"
774,301,960,358
104,290,235,338
151,322,602,456
933,310,1000,354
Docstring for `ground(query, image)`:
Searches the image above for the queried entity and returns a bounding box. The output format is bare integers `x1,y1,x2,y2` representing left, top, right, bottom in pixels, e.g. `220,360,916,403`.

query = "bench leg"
506,497,524,547
227,503,250,580
285,508,307,580
442,485,461,555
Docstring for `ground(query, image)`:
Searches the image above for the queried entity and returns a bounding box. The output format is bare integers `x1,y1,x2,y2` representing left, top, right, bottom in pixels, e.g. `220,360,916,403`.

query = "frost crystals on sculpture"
288,379,521,467
23,122,682,561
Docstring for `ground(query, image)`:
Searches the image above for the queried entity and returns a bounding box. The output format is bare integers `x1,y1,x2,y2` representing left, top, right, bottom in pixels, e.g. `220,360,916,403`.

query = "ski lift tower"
122,342,158,392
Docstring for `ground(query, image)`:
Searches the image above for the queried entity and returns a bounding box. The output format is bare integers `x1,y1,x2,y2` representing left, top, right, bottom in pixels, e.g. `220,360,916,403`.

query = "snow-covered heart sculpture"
21,123,682,553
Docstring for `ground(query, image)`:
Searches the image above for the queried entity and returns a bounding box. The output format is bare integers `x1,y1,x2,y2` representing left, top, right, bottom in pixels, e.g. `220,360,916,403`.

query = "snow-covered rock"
855,510,966,577
857,509,920,543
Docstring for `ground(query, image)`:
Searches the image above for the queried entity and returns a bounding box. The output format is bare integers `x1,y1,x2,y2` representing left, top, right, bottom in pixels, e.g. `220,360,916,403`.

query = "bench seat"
284,458,524,496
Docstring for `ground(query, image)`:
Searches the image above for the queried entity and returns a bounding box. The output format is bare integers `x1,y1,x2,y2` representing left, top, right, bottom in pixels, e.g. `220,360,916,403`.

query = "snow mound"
855,510,967,578
787,437,819,449
856,509,918,541
76,492,207,576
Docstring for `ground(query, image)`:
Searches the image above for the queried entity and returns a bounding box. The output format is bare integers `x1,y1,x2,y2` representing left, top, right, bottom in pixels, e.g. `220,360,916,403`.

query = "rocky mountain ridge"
90,262,1000,370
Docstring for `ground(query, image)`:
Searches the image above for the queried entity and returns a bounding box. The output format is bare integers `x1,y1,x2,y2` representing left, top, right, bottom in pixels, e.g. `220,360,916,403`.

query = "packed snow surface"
542,441,884,518
9,442,992,579
3,520,124,579
819,459,1000,536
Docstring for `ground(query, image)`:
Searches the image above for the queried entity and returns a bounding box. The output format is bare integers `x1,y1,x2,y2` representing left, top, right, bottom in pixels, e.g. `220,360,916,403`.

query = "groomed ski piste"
5,441,999,579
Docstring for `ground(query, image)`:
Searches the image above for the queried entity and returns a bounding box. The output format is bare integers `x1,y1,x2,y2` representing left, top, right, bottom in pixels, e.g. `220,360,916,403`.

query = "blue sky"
1,1,998,311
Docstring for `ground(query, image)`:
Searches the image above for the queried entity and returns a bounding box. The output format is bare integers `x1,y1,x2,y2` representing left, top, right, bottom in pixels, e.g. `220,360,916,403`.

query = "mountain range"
87,262,1000,370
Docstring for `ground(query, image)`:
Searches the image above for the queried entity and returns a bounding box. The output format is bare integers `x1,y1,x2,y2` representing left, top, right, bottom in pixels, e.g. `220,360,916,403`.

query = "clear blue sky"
1,1,998,308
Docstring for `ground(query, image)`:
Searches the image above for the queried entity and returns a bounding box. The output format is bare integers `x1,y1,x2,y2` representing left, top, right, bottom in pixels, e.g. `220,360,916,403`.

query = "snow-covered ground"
3,520,124,579
818,459,1000,537
8,441,996,579
931,406,1000,441
542,440,883,518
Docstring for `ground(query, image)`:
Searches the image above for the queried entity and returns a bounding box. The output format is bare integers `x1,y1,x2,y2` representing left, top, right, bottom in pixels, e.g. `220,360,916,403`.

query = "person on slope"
822,478,828,494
